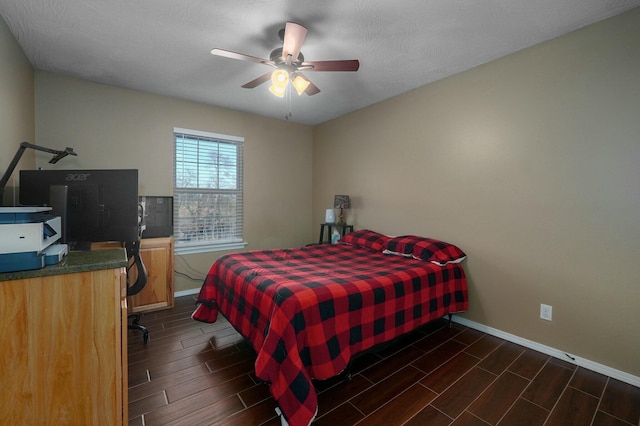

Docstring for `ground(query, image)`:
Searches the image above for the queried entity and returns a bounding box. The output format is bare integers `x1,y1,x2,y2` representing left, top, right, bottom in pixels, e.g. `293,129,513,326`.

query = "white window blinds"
173,127,244,251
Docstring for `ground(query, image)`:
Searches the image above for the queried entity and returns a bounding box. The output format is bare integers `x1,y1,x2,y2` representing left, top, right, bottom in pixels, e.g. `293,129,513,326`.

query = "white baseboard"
451,315,640,388
174,288,200,298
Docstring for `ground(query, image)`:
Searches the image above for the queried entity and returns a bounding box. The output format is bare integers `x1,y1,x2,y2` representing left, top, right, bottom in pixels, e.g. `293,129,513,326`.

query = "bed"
192,230,468,426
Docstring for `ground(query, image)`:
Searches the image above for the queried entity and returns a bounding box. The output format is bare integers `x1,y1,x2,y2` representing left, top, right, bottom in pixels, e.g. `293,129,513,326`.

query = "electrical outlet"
540,304,553,321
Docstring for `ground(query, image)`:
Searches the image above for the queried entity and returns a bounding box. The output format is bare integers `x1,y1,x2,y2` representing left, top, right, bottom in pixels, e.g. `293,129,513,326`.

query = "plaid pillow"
339,229,390,252
381,235,414,257
384,235,466,265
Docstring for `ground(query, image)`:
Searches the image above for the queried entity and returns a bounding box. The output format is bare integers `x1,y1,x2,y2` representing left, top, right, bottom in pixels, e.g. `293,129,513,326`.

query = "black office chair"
125,239,149,344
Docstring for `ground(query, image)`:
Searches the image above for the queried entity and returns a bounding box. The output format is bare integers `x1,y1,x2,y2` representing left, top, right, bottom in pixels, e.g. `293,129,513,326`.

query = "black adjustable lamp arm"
0,141,77,205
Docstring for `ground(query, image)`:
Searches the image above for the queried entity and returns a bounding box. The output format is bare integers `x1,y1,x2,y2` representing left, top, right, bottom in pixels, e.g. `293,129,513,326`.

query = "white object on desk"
325,208,335,223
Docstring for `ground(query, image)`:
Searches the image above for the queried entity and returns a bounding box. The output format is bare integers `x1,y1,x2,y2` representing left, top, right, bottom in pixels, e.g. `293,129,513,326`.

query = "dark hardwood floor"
128,296,640,426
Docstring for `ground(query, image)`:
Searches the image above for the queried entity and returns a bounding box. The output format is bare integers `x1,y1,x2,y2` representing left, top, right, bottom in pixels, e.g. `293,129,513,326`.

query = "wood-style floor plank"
430,367,497,419
598,378,640,424
421,352,481,393
467,371,530,424
545,386,600,426
498,398,549,426
128,296,640,426
521,361,575,410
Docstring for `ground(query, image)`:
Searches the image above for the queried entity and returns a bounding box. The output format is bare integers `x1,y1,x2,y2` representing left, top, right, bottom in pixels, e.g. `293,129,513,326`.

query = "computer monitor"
139,195,173,238
19,169,139,249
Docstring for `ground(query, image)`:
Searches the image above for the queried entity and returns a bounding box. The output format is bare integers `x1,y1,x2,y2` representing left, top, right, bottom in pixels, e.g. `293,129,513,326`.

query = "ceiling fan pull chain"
285,84,293,120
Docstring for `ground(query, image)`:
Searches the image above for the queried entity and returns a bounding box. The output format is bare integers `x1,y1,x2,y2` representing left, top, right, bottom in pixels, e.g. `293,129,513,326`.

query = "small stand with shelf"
318,223,354,244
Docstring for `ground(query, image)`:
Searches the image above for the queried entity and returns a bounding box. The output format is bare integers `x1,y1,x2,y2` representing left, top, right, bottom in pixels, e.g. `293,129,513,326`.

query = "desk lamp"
0,141,77,206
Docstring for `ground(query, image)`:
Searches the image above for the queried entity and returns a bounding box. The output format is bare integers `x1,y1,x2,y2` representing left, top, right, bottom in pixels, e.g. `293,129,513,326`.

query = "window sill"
174,240,247,255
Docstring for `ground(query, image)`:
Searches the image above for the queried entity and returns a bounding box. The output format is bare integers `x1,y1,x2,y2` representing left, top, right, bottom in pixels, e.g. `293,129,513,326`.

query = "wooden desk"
0,249,128,425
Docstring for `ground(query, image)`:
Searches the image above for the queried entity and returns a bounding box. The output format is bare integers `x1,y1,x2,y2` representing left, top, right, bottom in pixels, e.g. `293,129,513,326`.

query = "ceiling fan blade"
282,22,307,61
241,72,272,88
301,59,360,72
211,48,274,67
304,80,321,96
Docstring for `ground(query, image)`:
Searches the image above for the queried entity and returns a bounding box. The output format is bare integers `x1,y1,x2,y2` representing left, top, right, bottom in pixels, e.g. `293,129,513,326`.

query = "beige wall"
5,7,639,378
0,17,35,205
34,72,314,292
313,9,640,377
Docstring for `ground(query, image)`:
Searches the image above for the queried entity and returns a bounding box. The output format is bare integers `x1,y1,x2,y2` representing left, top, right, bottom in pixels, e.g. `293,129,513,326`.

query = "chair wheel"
128,323,149,344
129,313,141,326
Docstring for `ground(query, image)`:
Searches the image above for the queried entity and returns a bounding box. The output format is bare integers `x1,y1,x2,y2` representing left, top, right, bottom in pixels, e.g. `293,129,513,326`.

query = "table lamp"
333,195,350,225
325,208,335,223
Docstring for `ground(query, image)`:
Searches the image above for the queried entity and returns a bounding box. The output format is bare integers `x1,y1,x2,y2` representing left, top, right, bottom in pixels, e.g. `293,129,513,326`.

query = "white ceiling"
2,0,639,126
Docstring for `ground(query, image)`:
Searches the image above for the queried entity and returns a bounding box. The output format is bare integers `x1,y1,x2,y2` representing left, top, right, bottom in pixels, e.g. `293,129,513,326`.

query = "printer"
0,206,68,273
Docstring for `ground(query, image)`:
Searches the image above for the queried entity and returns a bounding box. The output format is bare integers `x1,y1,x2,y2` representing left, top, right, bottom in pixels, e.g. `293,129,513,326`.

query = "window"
173,127,245,254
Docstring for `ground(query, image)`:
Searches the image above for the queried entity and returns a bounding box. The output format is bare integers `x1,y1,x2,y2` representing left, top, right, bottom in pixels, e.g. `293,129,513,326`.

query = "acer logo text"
65,173,91,181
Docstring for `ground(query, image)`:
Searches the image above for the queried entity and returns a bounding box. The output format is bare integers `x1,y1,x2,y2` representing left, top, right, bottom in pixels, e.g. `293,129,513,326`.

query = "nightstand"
318,223,354,244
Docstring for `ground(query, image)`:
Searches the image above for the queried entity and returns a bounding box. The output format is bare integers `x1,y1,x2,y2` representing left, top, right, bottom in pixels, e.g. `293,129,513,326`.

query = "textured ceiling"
2,0,639,125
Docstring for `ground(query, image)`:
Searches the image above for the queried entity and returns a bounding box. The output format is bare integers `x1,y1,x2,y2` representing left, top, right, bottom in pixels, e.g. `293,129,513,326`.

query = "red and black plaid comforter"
192,243,468,426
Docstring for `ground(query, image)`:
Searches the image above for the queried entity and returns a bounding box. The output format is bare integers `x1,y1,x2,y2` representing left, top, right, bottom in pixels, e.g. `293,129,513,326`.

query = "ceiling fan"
211,21,360,97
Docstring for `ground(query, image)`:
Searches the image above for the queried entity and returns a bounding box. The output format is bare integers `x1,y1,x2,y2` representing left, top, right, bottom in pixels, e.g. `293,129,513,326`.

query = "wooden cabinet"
93,237,175,313
0,251,128,425
130,237,174,313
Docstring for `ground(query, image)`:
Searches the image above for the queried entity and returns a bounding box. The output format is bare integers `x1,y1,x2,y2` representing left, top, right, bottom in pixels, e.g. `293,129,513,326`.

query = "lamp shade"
269,69,289,98
334,195,350,209
325,208,335,223
271,69,289,86
269,84,286,97
292,75,311,96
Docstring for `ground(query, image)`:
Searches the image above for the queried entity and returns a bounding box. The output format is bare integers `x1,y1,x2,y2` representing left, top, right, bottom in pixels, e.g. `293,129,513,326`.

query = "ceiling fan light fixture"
269,69,290,97
211,22,358,99
271,69,289,87
269,83,287,97
292,75,311,96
